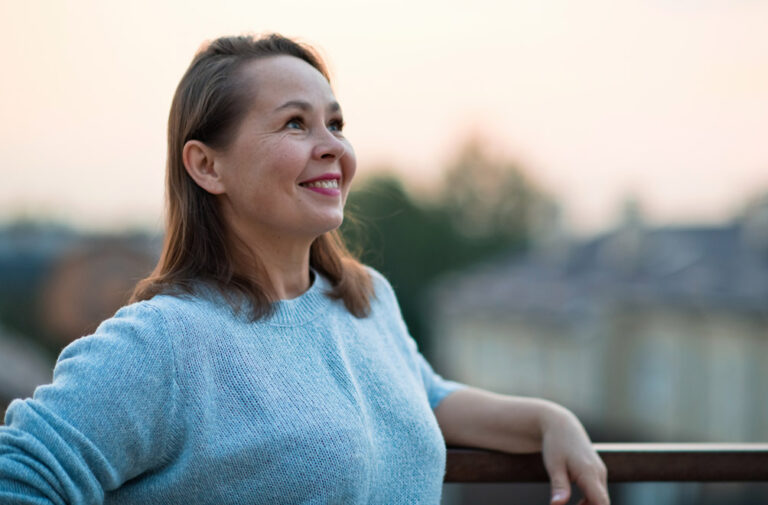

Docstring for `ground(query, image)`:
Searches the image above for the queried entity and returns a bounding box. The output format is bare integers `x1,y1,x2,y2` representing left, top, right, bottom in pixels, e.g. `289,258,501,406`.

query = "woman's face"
213,55,356,246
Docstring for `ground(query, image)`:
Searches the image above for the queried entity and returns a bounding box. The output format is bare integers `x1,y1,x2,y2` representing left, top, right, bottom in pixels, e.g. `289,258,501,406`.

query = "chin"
308,215,344,237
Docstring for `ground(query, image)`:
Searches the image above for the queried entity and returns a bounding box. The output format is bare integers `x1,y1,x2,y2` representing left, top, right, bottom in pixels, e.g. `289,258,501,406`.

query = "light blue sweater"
0,269,465,504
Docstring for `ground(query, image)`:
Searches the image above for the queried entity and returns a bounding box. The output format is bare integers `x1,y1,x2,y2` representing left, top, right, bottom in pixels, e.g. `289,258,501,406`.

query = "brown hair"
131,34,373,319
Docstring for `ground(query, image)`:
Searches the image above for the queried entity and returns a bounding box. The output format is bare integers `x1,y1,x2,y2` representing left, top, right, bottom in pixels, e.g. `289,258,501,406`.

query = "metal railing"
445,444,768,482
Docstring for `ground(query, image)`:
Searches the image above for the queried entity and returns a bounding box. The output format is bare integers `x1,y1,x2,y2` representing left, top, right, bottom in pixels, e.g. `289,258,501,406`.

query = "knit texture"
0,269,465,505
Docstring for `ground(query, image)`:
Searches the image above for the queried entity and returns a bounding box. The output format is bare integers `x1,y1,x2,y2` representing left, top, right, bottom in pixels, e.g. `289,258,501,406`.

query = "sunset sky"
2,0,767,233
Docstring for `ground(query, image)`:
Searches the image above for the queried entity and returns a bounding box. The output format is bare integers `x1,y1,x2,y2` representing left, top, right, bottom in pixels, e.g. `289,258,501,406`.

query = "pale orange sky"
1,0,767,233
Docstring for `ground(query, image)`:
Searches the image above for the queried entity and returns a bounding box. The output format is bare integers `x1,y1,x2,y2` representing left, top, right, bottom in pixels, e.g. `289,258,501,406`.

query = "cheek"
259,137,308,178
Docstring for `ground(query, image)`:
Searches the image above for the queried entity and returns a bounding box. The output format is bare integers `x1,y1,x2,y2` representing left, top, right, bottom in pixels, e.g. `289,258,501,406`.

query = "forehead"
239,55,336,109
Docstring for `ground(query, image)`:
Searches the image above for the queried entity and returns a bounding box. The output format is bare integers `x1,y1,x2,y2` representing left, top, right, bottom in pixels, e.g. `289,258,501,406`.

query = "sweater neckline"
264,270,331,326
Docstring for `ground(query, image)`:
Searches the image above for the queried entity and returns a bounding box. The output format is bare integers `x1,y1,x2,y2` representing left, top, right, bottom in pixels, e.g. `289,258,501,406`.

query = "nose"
311,129,347,161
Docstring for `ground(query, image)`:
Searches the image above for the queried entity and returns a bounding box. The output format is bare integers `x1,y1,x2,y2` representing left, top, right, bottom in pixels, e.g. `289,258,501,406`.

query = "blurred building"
0,222,160,414
432,202,768,504
431,200,768,443
0,223,160,348
0,323,52,416
39,239,159,346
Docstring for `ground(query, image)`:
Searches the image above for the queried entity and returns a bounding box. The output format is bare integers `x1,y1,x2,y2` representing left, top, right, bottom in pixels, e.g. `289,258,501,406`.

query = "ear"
182,140,227,195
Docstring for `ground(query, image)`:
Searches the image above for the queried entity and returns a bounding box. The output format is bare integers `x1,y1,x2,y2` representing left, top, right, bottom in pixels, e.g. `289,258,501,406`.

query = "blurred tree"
342,139,553,352
441,138,539,242
343,175,457,349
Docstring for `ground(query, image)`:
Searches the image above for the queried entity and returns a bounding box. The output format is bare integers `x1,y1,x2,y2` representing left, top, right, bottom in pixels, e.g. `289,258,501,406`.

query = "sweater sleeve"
367,268,466,410
0,302,181,505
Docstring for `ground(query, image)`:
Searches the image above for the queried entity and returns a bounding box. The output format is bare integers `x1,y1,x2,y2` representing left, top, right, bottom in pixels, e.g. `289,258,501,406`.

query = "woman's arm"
0,302,181,504
434,386,609,505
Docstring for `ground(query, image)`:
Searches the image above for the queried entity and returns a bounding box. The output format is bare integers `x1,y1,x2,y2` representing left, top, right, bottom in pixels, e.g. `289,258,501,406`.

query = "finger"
546,462,572,505
576,473,610,505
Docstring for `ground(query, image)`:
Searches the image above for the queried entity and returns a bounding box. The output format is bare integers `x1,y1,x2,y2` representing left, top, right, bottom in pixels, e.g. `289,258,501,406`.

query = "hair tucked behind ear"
130,33,373,319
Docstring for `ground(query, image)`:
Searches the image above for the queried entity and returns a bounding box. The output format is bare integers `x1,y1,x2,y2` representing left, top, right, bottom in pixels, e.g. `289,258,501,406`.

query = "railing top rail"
445,443,768,483
592,443,768,452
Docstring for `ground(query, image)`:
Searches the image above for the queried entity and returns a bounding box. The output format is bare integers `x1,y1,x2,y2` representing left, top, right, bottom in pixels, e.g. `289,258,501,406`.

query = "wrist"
500,397,568,452
486,395,562,453
539,401,579,437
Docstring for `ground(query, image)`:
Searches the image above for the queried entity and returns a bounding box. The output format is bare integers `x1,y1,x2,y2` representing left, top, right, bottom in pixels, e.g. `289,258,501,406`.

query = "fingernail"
551,491,567,503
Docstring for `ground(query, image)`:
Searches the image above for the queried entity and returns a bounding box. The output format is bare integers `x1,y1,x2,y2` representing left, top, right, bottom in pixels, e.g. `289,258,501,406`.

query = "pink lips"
298,173,342,196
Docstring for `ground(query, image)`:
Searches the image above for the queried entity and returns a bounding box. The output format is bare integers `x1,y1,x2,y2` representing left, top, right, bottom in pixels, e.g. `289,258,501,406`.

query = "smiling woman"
0,34,609,505
131,35,371,319
183,56,356,268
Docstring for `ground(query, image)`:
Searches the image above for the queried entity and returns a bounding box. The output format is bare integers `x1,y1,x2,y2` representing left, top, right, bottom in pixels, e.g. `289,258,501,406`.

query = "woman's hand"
540,404,609,505
434,387,609,505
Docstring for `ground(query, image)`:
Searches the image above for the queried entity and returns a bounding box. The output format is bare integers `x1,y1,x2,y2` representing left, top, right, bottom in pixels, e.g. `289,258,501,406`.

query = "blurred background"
2,1,768,503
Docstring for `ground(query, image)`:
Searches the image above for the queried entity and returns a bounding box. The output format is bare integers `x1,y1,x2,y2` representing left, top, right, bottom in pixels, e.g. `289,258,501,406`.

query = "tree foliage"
341,140,553,351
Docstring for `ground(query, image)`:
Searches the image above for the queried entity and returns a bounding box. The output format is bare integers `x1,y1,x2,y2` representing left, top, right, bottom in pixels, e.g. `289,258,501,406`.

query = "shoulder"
363,266,396,300
119,288,227,329
57,299,172,369
58,291,215,367
95,294,195,337
360,266,407,319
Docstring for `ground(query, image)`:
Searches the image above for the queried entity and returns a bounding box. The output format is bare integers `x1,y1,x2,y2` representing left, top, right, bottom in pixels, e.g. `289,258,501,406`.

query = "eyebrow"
273,100,341,113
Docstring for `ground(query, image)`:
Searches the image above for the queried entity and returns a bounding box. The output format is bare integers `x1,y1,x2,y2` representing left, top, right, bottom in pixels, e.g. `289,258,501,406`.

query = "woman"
0,34,608,505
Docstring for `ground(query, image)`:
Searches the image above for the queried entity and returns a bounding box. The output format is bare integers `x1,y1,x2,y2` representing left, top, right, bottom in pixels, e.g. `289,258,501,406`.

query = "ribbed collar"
190,270,333,327
262,270,332,327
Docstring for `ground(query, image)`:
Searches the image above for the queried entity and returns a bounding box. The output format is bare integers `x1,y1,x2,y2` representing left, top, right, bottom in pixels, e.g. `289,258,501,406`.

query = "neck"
227,228,315,301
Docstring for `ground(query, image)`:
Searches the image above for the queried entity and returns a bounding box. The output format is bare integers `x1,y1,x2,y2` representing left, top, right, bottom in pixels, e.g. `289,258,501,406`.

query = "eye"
328,118,345,133
285,117,304,130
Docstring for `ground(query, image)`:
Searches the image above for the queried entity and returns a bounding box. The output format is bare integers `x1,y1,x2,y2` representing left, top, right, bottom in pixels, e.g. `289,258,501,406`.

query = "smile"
301,180,339,189
298,174,342,196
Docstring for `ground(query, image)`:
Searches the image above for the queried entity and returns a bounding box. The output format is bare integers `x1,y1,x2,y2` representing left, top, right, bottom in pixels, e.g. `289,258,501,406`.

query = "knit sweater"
0,269,465,505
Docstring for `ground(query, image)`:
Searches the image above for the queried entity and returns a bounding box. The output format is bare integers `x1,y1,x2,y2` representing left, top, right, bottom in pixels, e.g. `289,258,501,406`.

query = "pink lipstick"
298,173,342,196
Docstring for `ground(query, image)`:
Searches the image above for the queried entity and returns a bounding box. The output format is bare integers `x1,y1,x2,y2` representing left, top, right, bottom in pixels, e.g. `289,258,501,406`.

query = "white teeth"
303,179,339,189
